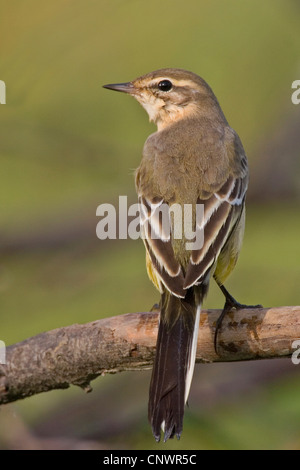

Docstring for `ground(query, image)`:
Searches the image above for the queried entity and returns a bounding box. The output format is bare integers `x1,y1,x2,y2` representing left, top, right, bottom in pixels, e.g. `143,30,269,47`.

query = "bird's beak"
103,82,135,94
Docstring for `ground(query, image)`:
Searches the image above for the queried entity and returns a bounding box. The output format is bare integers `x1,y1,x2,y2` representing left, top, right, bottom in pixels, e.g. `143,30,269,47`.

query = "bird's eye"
158,80,173,92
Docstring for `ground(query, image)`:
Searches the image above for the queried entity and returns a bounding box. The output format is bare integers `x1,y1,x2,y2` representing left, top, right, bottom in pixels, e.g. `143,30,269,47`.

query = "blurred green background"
0,0,300,450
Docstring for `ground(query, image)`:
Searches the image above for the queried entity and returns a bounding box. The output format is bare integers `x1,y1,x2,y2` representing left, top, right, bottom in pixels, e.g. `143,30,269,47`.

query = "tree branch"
1,306,299,405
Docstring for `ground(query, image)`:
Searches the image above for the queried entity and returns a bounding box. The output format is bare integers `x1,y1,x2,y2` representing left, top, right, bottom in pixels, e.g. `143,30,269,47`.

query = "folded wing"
139,171,248,294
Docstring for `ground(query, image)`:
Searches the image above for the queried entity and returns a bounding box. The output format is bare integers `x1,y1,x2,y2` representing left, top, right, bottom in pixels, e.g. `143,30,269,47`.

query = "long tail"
148,289,201,442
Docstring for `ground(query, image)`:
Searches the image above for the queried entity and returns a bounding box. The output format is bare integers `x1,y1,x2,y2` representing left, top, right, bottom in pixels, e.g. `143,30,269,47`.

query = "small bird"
103,68,260,442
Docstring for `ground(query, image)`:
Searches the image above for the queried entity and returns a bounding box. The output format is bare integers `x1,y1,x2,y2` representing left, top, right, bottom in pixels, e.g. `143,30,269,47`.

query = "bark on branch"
1,306,299,405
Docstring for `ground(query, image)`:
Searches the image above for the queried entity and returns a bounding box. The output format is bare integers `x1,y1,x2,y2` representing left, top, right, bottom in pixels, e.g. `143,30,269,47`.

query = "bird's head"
103,68,223,130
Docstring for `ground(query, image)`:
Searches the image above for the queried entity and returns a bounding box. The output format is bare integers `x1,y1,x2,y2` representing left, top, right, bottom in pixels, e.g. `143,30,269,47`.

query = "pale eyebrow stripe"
149,78,196,88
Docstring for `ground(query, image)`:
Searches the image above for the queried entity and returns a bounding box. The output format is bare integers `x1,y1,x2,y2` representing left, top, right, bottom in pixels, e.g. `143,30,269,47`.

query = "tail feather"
185,303,201,404
148,290,201,442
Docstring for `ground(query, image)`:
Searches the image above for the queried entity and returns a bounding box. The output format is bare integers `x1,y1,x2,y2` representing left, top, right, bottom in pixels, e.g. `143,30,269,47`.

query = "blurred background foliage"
0,0,299,450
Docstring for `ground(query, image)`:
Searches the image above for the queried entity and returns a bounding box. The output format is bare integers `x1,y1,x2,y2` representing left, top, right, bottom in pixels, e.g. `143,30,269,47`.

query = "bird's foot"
214,284,262,354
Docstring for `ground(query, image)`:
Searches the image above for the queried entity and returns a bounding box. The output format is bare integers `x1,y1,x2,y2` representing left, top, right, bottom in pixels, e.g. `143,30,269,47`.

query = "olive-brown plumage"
104,68,250,442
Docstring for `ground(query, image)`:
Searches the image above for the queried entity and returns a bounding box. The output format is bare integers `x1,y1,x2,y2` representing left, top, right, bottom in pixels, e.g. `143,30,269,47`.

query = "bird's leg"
214,283,262,353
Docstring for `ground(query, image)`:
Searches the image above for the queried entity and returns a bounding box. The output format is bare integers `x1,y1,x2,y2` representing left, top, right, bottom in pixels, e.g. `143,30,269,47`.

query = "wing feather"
138,171,248,297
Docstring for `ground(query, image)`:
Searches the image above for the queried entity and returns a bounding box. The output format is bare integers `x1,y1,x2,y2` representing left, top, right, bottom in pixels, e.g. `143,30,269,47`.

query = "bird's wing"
139,195,186,298
139,170,247,297
183,168,248,290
